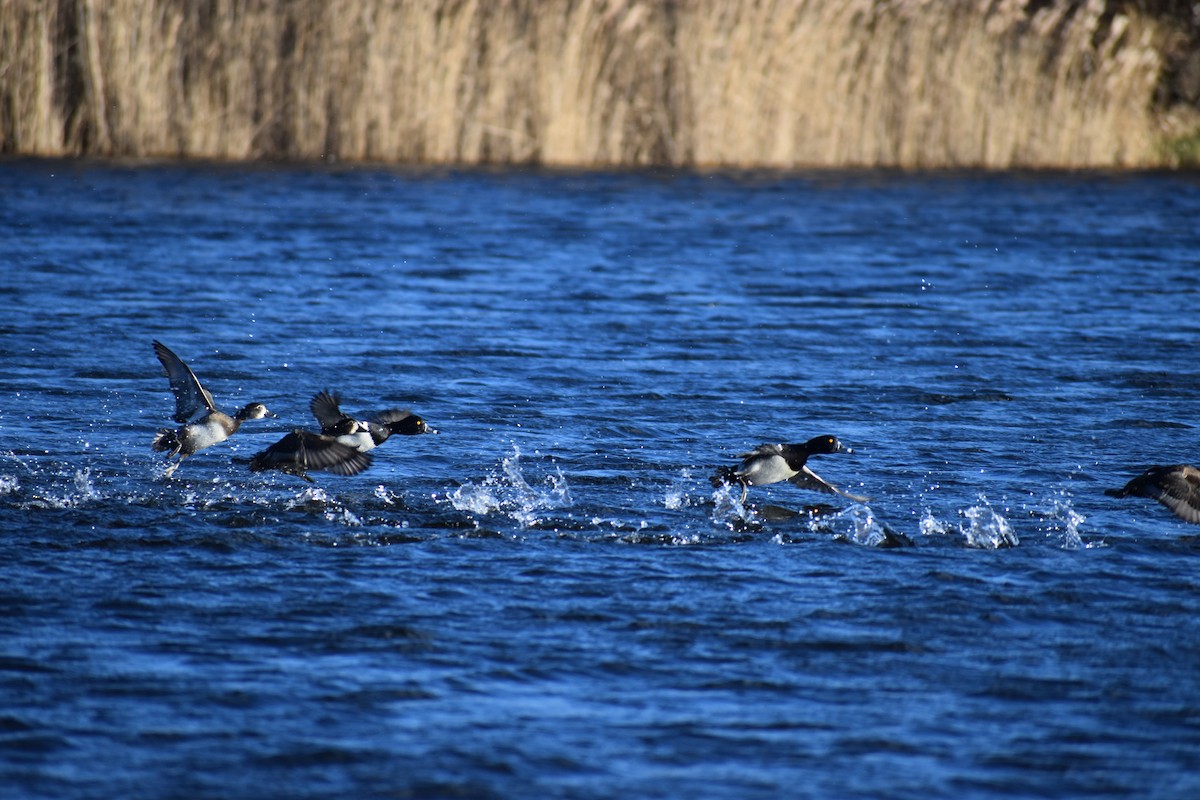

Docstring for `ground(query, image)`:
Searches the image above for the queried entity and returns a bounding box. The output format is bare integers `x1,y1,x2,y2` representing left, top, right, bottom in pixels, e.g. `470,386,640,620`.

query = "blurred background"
2,0,1199,169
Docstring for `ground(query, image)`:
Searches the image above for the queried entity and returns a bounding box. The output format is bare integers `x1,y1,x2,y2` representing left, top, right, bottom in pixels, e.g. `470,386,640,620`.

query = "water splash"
333,507,363,527
22,467,103,510
920,500,1019,549
664,469,701,511
960,497,1019,549
825,506,907,551
0,474,20,497
373,484,403,506
447,446,571,528
1037,495,1087,550
709,480,748,528
919,509,956,537
285,485,333,510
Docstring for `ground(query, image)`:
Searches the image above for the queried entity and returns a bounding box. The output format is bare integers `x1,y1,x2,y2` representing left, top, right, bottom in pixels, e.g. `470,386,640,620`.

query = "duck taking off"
1106,464,1200,524
310,390,436,453
151,340,274,477
712,434,868,505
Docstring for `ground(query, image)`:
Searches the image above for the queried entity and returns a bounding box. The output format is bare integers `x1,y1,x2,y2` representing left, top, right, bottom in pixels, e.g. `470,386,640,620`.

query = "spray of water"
447,445,571,528
960,497,1019,549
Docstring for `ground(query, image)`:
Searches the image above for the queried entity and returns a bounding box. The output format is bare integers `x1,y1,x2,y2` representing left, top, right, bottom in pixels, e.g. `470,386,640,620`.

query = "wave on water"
446,445,571,528
284,485,365,527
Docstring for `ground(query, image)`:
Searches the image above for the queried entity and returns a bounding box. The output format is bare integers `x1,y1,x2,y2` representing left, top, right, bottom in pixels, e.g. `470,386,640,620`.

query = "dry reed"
1,0,1196,167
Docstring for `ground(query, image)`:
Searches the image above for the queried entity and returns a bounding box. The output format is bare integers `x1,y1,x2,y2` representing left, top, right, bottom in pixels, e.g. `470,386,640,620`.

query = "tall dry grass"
1,0,1196,167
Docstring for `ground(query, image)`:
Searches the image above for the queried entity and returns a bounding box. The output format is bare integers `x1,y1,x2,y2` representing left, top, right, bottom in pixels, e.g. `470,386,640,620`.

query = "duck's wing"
1109,465,1200,524
310,390,348,430
153,340,216,423
1153,470,1200,523
250,430,373,477
735,443,783,460
788,464,869,503
369,408,414,426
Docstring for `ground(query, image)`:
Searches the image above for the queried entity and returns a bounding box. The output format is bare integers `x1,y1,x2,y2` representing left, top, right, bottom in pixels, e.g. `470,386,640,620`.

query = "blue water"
2,160,1200,798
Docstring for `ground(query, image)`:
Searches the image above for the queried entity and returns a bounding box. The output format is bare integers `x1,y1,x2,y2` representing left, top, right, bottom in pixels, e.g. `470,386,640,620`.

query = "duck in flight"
1106,464,1200,524
712,434,868,505
309,390,436,452
151,340,275,477
248,430,372,482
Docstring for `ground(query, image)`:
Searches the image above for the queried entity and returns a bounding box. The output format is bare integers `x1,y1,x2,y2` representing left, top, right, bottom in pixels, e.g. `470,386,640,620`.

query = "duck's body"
713,435,867,504
1106,464,1200,524
151,340,274,477
249,430,373,482
310,390,435,453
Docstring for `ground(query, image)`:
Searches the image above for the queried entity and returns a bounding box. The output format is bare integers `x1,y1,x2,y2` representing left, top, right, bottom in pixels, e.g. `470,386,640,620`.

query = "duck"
1105,464,1200,524
248,430,372,482
712,434,868,504
151,340,275,477
309,390,436,452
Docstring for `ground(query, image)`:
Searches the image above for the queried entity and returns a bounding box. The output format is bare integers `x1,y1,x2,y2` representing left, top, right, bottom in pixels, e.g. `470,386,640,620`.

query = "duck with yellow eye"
712,434,868,505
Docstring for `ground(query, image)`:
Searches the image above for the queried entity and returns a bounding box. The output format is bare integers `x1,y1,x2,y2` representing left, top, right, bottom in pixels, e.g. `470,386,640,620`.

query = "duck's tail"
711,465,744,489
152,429,181,456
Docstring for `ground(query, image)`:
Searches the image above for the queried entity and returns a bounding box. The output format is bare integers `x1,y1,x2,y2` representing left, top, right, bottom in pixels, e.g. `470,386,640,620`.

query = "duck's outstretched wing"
789,465,869,503
250,430,372,477
1107,465,1200,524
369,408,414,426
153,340,216,423
310,390,348,430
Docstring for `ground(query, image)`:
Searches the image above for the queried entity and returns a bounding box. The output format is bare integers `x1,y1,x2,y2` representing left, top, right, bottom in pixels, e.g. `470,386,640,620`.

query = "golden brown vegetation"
1,0,1197,168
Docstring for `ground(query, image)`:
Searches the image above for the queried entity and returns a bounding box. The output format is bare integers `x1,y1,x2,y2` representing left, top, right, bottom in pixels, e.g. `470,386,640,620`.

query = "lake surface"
2,160,1199,798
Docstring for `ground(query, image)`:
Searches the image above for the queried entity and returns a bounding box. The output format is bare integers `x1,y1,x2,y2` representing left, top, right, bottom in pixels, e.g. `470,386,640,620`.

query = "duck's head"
803,434,850,455
391,414,437,435
236,402,276,421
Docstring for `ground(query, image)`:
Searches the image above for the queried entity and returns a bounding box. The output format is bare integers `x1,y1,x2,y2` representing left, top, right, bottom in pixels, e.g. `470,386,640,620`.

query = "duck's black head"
389,414,437,435
802,435,849,455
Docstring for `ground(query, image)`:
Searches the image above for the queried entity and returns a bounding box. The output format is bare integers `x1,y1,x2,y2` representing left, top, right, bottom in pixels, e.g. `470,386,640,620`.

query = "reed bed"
1,0,1196,167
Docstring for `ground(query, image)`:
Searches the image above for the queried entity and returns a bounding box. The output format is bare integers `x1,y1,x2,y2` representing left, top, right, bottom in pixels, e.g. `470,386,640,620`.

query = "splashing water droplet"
447,445,571,528
961,498,1019,549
